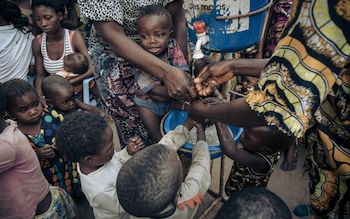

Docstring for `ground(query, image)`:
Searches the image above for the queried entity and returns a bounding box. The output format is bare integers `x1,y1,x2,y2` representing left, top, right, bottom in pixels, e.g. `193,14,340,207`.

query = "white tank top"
40,28,75,74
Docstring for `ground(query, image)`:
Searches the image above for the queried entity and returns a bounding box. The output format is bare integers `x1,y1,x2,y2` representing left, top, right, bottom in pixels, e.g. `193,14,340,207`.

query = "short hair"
0,83,6,116
117,144,182,217
214,187,292,219
137,4,173,30
3,79,38,113
42,75,72,100
64,53,89,74
55,111,108,162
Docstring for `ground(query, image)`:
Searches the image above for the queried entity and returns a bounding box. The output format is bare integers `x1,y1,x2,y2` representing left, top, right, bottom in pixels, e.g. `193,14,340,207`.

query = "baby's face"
242,76,258,89
138,14,171,57
50,85,76,114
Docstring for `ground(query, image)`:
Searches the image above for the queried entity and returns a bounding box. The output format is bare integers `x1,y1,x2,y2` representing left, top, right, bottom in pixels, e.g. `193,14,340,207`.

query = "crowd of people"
0,0,349,218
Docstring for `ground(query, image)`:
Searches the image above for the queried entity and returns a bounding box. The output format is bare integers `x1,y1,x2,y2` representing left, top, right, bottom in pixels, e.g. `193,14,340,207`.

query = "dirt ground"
194,143,311,219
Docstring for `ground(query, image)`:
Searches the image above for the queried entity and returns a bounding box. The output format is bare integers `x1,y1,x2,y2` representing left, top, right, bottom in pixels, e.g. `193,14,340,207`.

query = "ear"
58,11,64,22
82,155,94,164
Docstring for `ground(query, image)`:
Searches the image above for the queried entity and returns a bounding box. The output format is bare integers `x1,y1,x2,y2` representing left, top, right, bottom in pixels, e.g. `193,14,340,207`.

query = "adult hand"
163,67,197,101
193,60,235,97
187,99,207,124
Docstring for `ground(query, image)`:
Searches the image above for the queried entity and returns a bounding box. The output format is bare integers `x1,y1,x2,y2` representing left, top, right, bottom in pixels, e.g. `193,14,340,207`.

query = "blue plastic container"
185,0,270,52
162,110,243,159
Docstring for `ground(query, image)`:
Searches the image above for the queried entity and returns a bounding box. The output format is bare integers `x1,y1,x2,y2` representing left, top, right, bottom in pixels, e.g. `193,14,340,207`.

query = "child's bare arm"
196,122,206,142
215,122,269,173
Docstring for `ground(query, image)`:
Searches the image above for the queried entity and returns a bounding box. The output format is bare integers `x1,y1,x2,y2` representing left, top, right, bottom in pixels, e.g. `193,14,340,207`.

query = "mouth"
147,47,161,54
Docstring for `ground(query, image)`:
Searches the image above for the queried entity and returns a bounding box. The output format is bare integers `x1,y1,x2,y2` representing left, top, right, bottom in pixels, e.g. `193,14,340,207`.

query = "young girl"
134,4,189,143
4,79,82,199
31,0,93,98
0,82,76,219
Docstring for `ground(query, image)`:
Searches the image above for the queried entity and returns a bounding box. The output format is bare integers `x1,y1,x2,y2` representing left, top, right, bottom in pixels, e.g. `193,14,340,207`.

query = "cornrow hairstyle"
42,75,72,100
64,53,89,74
0,83,6,117
56,111,108,162
3,79,38,113
137,4,173,31
214,187,292,219
0,0,30,33
117,144,182,217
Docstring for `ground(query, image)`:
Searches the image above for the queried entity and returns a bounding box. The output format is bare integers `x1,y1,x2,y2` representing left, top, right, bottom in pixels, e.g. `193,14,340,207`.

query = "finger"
193,66,210,84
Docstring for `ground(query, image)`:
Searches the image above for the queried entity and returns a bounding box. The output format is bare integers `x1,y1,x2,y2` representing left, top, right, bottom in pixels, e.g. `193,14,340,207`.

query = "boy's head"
214,187,292,219
240,125,295,155
117,144,182,217
56,111,114,164
42,75,76,113
63,53,89,74
3,79,43,124
241,76,258,89
137,4,172,57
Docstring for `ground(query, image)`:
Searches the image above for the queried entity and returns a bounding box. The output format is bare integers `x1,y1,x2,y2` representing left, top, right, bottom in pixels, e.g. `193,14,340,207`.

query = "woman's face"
9,91,43,125
138,14,172,57
32,5,63,33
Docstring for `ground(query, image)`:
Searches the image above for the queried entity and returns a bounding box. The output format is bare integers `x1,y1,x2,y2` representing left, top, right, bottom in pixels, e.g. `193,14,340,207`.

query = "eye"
140,34,148,39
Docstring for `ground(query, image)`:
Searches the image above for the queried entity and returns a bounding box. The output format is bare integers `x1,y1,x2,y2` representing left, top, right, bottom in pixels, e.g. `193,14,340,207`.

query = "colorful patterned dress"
26,108,82,199
246,0,350,217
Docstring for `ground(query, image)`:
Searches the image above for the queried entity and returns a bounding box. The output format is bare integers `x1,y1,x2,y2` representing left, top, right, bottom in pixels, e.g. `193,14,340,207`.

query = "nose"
28,107,38,116
39,19,47,27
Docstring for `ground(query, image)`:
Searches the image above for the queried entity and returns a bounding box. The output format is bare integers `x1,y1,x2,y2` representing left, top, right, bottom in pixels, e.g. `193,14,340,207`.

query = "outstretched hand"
193,61,235,97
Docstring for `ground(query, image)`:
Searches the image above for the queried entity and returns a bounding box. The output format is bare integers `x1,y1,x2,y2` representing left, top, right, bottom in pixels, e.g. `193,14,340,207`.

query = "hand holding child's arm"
126,136,145,155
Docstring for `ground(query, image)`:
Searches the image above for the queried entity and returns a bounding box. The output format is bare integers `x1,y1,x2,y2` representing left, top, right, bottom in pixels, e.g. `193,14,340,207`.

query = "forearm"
196,98,266,127
229,58,268,78
215,122,237,159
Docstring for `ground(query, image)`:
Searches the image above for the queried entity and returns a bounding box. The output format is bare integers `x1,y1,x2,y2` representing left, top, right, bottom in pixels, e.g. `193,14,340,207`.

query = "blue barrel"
161,109,243,159
184,0,271,52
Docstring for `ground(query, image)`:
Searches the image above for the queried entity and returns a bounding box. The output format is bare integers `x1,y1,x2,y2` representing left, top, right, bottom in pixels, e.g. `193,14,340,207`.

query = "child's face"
49,85,76,114
9,91,43,125
138,15,171,57
32,6,63,33
239,126,271,154
91,126,115,165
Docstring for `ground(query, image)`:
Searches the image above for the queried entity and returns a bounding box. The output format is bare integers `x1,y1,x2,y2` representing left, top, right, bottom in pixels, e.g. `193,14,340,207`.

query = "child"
0,82,76,218
3,78,82,199
56,52,101,102
215,121,295,196
31,0,93,98
55,111,144,219
41,75,103,115
117,117,211,218
231,75,259,99
214,187,292,219
134,4,189,143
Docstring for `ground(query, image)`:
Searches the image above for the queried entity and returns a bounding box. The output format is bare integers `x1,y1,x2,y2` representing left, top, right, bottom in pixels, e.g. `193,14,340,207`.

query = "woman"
77,0,194,147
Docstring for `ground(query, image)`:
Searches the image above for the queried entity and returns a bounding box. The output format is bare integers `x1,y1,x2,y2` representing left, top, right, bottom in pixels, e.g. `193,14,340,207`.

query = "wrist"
126,146,134,155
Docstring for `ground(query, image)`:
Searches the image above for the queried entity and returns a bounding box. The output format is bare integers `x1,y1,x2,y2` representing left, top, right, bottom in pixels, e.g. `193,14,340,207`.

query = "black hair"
0,83,6,117
56,111,108,162
137,4,173,30
31,0,77,29
117,144,182,217
42,75,72,100
3,79,38,113
64,53,89,74
0,0,30,33
214,187,292,219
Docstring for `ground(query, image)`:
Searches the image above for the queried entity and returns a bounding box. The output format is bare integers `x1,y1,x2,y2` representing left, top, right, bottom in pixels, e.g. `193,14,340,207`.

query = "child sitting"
56,52,101,102
55,111,144,219
134,4,189,143
116,117,210,218
215,121,295,196
4,79,82,199
0,82,76,218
